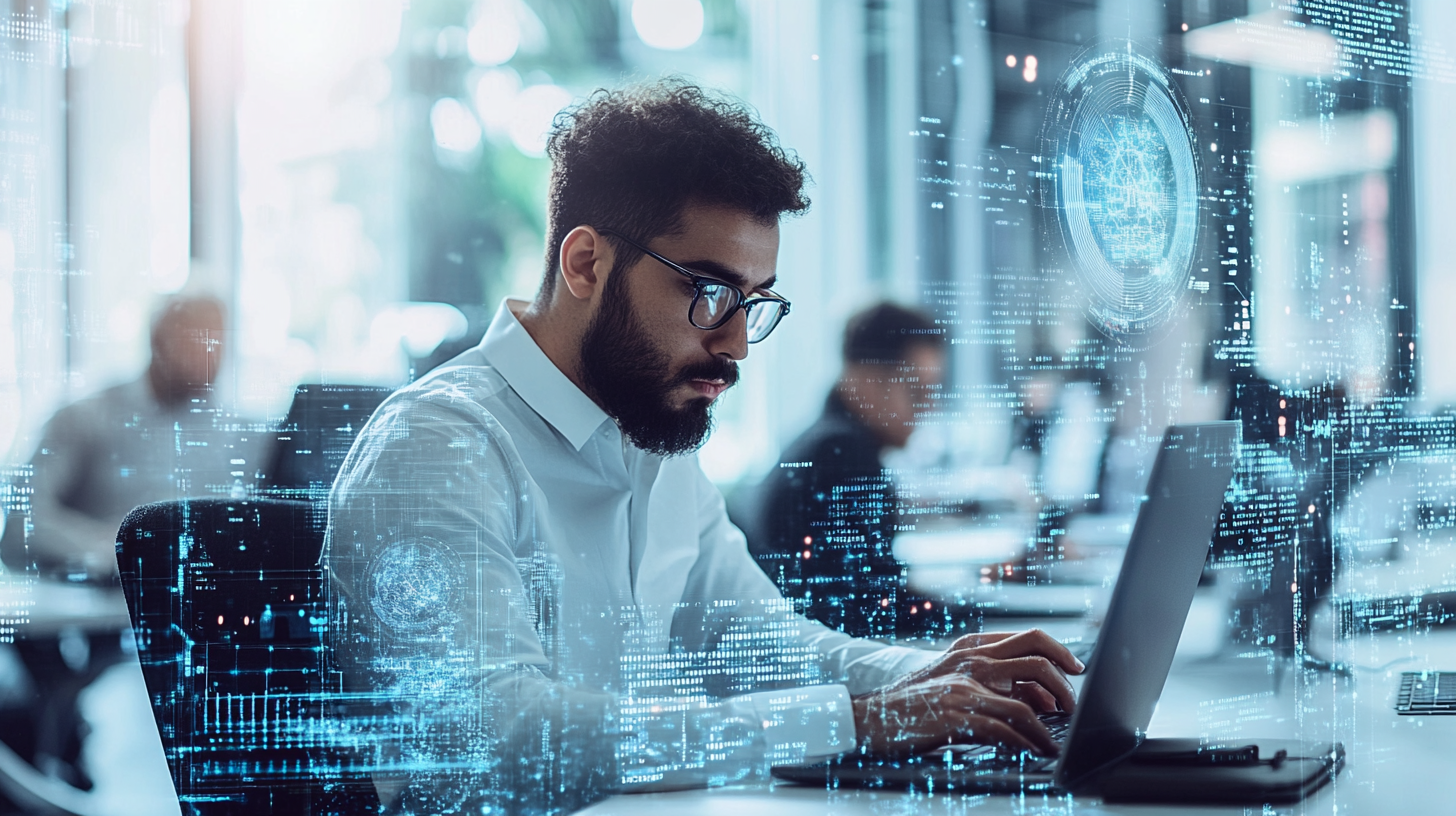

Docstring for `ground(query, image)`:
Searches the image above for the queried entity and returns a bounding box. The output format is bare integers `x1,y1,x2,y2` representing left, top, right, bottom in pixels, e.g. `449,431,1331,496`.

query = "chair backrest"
0,510,28,574
116,498,373,814
264,385,393,498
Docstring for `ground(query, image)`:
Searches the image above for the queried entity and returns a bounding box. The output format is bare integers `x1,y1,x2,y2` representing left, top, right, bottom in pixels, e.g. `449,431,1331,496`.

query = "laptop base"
771,749,1060,795
773,738,1343,805
1098,739,1344,805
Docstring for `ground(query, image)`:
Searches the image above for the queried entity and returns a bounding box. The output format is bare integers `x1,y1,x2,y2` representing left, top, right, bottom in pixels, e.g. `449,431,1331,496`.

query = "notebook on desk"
774,422,1304,798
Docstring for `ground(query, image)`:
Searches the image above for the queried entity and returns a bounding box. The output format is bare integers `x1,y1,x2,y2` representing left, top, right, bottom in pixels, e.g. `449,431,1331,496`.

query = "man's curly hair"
541,77,810,295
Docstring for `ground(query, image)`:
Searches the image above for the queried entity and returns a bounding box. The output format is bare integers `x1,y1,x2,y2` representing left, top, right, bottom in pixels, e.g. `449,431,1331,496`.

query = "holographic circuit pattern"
1078,115,1176,268
1042,46,1201,340
366,537,463,633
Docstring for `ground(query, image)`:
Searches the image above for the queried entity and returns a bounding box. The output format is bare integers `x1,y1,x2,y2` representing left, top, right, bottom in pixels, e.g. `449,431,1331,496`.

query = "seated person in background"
326,80,1081,815
25,295,262,580
749,302,976,639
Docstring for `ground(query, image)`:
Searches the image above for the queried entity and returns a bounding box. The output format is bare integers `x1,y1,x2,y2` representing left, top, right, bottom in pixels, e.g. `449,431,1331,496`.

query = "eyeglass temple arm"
601,226,790,313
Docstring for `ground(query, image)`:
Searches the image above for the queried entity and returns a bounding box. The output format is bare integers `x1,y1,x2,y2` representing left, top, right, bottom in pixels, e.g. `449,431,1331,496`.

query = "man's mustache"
676,357,739,389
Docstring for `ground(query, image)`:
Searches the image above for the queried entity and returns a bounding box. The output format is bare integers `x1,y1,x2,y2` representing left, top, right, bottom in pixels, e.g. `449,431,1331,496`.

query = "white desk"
581,624,1456,815
0,578,132,637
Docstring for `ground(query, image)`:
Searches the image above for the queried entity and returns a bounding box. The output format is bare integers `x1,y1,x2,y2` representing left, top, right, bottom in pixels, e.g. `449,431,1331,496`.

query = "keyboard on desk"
938,712,1071,773
770,710,1073,793
1397,671,1456,714
1043,711,1073,740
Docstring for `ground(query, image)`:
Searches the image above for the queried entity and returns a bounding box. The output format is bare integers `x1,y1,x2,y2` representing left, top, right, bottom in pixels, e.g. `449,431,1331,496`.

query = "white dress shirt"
325,299,938,813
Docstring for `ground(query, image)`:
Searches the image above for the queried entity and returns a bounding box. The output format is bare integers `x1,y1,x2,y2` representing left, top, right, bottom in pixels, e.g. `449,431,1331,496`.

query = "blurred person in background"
23,294,261,580
748,302,977,639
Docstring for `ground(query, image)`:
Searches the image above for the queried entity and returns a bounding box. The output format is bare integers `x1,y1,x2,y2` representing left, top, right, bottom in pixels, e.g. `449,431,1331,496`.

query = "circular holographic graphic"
367,537,463,633
1042,45,1201,341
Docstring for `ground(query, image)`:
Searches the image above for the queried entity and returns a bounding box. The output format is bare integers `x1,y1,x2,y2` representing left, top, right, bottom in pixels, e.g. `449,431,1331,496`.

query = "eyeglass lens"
743,301,785,342
692,284,735,327
690,284,785,342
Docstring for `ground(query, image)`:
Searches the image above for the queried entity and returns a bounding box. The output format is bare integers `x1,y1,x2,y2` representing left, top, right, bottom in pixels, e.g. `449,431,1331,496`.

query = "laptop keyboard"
936,712,1072,772
1041,712,1073,740
1396,671,1456,714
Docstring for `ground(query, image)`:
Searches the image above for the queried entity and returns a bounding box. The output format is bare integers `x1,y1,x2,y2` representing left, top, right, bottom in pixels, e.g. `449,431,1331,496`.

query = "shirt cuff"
880,643,943,677
739,684,856,766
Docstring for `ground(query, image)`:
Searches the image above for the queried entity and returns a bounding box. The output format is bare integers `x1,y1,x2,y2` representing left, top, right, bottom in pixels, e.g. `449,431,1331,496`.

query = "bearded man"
325,79,1081,815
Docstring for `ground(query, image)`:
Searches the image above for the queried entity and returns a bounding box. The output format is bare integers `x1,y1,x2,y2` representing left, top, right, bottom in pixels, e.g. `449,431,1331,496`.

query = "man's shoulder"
386,354,508,413
333,359,529,493
355,356,521,444
43,378,147,428
780,411,880,471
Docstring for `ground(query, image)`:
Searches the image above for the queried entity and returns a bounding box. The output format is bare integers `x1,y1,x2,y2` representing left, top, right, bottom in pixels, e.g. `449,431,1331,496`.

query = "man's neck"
833,379,894,449
516,296,595,402
146,366,204,409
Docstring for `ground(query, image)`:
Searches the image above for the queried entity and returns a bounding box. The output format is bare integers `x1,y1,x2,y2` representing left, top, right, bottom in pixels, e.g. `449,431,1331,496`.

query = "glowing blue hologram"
1042,45,1201,341
366,537,463,633
1077,116,1174,266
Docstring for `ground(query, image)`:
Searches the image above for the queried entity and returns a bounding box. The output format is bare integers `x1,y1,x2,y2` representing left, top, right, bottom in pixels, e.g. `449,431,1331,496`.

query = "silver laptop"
773,422,1240,794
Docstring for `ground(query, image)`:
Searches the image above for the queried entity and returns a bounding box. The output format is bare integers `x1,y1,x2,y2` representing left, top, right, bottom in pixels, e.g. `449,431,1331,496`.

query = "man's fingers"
956,691,1059,755
962,717,1039,756
993,655,1077,712
950,653,1077,713
969,629,1085,674
1010,681,1059,713
858,677,1062,757
963,714,1058,757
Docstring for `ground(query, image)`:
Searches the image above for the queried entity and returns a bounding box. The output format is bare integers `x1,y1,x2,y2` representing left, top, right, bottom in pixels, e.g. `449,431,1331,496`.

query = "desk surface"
581,624,1456,815
0,577,131,637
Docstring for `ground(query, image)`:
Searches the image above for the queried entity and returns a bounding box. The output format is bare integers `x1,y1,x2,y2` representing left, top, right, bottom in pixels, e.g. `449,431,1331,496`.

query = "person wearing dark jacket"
748,302,975,640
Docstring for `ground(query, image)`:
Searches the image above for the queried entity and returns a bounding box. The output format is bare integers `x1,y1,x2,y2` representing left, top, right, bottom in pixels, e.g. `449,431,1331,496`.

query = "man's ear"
558,226,612,302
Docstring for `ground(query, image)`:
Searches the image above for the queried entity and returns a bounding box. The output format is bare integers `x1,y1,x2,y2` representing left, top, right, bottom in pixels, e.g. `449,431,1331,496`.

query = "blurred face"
842,343,946,449
885,344,946,446
578,203,779,456
151,301,225,397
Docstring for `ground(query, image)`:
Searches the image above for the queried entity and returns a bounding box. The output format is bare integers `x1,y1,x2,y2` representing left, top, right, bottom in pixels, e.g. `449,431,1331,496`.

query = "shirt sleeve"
26,401,121,576
673,459,945,763
326,387,886,812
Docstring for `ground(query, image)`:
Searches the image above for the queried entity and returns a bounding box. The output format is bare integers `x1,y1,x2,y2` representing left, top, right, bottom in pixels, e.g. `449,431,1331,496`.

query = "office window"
0,2,66,459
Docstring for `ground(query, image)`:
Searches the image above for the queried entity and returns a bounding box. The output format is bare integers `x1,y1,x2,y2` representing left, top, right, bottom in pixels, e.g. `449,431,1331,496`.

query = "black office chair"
115,498,377,815
264,384,394,500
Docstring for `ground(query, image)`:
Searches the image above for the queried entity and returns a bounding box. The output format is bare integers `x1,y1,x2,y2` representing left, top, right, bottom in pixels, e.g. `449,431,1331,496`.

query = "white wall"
0,5,68,462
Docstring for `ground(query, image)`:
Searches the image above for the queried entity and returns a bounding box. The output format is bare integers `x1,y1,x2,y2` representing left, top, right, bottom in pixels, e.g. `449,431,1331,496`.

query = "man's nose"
705,307,749,361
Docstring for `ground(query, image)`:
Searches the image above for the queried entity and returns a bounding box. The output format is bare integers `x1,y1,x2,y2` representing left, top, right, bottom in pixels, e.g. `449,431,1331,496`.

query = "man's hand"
885,629,1085,714
850,629,1085,757
851,675,1061,758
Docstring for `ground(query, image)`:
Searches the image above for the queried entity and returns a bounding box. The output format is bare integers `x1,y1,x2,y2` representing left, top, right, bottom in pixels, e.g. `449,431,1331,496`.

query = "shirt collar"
480,299,611,451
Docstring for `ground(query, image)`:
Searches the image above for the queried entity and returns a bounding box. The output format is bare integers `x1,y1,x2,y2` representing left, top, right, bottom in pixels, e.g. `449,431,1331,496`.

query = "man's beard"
578,272,738,457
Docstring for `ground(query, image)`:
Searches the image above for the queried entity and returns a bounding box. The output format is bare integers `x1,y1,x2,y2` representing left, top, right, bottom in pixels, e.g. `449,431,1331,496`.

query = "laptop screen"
1054,422,1240,788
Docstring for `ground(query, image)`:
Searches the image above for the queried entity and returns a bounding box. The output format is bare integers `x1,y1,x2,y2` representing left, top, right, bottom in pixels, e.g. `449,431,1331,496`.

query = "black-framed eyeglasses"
598,228,791,344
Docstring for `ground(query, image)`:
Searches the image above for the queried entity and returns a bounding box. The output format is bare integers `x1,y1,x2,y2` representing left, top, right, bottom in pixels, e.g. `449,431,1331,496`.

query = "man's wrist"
849,693,876,751
741,684,858,764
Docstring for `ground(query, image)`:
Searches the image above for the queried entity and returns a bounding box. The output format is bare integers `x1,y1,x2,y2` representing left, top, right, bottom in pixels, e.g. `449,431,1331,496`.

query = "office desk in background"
0,580,177,816
581,624,1456,815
